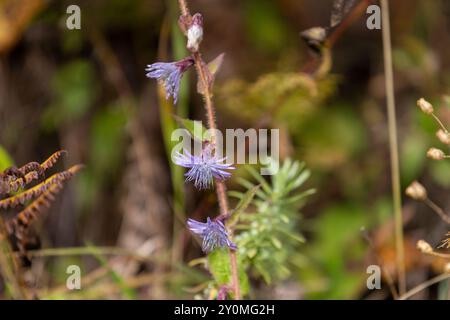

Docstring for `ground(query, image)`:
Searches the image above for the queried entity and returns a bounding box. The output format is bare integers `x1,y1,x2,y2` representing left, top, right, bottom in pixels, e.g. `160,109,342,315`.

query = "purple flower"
187,217,237,253
173,144,235,189
145,57,194,104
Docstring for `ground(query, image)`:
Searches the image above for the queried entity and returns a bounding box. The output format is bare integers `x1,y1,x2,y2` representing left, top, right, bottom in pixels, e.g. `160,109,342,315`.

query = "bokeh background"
0,0,449,299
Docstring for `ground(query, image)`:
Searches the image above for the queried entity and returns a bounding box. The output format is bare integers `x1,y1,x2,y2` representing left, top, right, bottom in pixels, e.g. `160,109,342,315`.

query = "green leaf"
174,116,210,142
208,248,231,286
0,146,14,171
207,248,249,297
246,166,271,194
207,53,225,77
227,185,260,228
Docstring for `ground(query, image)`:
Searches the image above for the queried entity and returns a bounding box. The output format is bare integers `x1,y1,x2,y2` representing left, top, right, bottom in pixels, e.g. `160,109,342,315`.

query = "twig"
398,273,450,300
381,0,406,295
424,198,450,225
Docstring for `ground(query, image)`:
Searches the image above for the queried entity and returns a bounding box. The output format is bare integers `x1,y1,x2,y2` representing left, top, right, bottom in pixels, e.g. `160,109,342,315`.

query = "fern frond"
0,150,68,195
6,164,83,255
0,164,82,209
40,150,68,171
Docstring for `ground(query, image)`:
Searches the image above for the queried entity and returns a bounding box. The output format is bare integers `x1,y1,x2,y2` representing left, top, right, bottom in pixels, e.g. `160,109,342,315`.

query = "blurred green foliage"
42,60,97,130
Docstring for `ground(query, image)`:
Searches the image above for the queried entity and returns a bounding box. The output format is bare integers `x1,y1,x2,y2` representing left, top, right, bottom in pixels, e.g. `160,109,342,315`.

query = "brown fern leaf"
6,164,83,256
438,232,450,249
40,150,68,171
7,171,39,194
1,150,68,195
0,164,83,209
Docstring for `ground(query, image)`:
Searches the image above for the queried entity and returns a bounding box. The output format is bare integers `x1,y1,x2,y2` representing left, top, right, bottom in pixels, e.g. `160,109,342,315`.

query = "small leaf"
207,53,225,76
207,248,231,285
173,116,210,142
0,146,14,171
188,257,207,267
246,166,271,194
247,248,257,259
196,53,225,96
270,236,282,249
227,185,260,228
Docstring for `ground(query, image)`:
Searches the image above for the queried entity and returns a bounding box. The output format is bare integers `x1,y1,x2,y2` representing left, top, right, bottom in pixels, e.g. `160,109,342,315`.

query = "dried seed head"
417,240,433,254
436,129,450,145
187,13,203,52
417,98,434,115
405,181,427,201
427,147,445,160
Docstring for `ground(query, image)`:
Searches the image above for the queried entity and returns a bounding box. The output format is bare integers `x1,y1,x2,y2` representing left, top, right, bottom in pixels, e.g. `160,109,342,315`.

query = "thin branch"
381,0,406,295
398,273,450,300
424,198,450,225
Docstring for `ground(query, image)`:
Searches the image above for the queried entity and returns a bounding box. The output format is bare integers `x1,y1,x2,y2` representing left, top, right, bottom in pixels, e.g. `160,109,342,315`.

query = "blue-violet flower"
174,144,234,189
187,217,237,253
145,56,194,104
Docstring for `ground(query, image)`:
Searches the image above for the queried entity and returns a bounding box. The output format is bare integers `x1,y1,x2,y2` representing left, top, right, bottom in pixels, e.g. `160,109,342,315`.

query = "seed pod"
427,147,445,160
405,181,427,201
436,129,450,145
417,98,434,115
417,240,433,254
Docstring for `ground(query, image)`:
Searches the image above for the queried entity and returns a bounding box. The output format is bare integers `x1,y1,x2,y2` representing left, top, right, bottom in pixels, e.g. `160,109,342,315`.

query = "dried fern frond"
438,232,450,249
6,164,83,255
0,150,68,195
0,164,82,209
40,150,68,171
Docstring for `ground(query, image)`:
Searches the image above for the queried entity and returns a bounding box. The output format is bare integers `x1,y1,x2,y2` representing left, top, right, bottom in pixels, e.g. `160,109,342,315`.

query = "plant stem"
399,273,450,300
424,198,450,224
177,0,241,300
381,0,406,295
431,113,449,134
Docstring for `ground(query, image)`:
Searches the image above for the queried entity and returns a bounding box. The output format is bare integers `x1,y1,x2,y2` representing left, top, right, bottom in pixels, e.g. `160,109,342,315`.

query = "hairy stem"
381,0,406,295
177,0,241,300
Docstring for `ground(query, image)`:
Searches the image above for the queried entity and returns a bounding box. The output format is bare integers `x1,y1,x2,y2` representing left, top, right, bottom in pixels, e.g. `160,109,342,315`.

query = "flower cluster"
147,9,236,258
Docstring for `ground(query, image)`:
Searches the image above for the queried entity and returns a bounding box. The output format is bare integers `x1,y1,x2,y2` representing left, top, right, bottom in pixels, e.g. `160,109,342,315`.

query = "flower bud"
405,181,427,201
436,129,450,145
417,240,433,254
417,98,434,115
187,13,203,52
427,147,445,160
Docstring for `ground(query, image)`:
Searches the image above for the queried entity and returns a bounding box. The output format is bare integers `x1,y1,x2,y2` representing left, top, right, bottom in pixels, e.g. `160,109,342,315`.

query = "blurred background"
0,0,449,299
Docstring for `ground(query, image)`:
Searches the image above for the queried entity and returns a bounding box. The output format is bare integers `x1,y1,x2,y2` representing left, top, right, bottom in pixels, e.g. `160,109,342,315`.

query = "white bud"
427,147,445,160
436,129,450,145
417,240,433,254
405,181,427,201
417,98,434,115
187,13,203,52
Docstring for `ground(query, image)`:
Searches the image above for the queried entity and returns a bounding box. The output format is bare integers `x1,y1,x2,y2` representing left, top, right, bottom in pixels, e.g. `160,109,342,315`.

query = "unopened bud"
405,181,427,201
417,98,434,115
187,13,203,52
417,240,433,254
427,147,445,160
436,129,450,145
